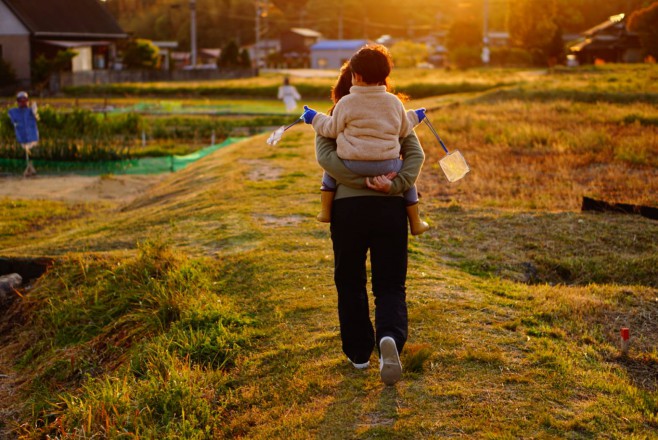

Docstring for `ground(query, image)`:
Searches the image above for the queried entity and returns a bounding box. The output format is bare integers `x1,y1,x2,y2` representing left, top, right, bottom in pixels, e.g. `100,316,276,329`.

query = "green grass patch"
1,66,657,438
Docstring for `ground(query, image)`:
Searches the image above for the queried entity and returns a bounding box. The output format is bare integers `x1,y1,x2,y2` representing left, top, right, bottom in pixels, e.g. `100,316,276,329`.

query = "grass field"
0,64,657,438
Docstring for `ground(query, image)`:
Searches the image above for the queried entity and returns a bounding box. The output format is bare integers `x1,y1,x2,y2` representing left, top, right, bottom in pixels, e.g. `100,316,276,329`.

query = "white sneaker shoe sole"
379,336,402,385
351,360,370,370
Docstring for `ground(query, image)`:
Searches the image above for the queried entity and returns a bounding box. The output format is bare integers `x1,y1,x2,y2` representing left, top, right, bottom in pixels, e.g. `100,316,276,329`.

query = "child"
303,45,429,235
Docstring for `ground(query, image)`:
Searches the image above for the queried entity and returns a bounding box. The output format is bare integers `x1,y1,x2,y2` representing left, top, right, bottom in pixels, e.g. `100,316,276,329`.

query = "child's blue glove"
415,108,426,123
302,105,317,124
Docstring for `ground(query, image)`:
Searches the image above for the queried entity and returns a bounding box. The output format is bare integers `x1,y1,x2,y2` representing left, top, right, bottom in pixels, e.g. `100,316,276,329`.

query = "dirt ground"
0,174,166,203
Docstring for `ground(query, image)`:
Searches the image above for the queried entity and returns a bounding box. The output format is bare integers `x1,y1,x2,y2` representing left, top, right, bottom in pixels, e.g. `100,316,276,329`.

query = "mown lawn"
0,65,656,439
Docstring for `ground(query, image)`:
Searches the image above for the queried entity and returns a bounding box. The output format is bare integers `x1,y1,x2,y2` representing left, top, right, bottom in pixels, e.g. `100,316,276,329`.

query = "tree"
238,48,252,68
218,40,240,68
508,0,567,65
122,39,159,69
31,49,76,91
445,18,482,52
0,58,17,87
445,17,482,68
390,40,429,68
627,1,658,59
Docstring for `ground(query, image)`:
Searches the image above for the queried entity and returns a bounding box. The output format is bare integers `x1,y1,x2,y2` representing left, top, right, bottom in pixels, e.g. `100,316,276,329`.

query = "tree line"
100,0,656,67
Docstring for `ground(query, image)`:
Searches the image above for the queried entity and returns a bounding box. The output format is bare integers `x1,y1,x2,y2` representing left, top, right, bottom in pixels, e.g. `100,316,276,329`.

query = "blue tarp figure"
7,91,39,177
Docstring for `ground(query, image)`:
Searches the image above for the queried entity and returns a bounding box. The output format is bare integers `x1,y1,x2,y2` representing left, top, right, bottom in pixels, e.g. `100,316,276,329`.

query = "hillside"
1,69,658,437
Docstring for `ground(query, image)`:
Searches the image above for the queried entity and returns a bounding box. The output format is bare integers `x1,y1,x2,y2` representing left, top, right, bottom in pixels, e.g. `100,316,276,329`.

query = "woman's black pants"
330,196,408,365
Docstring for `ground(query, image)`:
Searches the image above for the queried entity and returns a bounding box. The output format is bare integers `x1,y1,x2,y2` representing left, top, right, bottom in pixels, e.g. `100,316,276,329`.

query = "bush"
0,58,17,87
391,40,430,68
450,46,483,69
122,39,159,70
490,47,534,67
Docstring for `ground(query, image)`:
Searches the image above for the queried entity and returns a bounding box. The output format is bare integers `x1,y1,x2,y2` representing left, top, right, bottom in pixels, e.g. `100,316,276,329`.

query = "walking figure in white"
278,77,301,113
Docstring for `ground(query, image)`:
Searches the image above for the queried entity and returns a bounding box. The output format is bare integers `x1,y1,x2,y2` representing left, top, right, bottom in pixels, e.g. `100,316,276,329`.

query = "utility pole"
190,0,197,67
255,1,266,69
338,0,344,39
338,11,344,39
481,0,490,65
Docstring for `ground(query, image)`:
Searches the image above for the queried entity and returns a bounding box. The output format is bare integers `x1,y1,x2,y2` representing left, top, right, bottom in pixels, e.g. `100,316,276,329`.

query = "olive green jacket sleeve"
315,132,425,198
315,134,366,189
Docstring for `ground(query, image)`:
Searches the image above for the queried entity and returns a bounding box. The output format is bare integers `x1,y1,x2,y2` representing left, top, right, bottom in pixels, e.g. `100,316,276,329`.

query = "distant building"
246,38,280,68
280,28,322,68
310,40,368,69
569,13,643,64
0,0,127,86
152,41,178,70
199,48,221,67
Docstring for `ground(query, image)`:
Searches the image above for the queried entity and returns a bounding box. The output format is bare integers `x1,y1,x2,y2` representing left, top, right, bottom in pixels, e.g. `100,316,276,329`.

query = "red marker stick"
621,328,630,356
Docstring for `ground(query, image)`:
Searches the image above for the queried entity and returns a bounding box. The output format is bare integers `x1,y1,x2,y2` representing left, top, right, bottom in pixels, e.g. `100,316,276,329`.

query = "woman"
315,60,425,385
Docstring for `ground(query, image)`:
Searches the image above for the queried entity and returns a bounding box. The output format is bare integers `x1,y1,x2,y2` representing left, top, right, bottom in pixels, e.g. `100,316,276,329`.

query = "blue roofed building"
310,40,368,69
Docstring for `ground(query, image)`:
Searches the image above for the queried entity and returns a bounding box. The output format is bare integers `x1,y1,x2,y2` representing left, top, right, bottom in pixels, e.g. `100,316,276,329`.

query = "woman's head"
331,62,353,104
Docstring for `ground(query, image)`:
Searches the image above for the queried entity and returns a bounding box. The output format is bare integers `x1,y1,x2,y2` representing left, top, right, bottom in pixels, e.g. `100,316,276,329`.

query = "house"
280,28,322,68
310,40,367,69
0,0,127,86
199,48,221,67
152,41,178,70
246,38,280,68
569,13,643,64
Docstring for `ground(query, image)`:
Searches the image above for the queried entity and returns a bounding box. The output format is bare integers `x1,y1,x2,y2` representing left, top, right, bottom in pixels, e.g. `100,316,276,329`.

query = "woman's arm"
315,134,366,189
387,132,425,195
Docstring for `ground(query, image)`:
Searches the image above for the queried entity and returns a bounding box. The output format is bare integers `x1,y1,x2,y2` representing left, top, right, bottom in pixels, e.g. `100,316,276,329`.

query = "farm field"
0,64,657,438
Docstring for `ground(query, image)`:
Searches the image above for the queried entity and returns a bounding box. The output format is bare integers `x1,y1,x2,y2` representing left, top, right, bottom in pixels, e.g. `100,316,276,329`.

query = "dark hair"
331,62,353,105
283,77,290,85
328,57,406,114
349,44,393,85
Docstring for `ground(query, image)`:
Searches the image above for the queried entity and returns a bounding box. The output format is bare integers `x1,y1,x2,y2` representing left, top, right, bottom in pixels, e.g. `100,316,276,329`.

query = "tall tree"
627,1,658,59
508,0,562,64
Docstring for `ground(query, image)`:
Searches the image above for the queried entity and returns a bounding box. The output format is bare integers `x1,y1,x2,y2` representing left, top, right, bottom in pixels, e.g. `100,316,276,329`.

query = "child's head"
349,44,393,85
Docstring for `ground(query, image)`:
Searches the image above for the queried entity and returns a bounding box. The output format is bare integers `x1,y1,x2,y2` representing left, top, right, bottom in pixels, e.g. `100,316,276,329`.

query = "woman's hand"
366,175,394,193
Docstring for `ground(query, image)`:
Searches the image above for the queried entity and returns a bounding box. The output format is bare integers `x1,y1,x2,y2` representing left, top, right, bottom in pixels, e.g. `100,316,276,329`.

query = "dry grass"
415,100,658,210
0,66,657,439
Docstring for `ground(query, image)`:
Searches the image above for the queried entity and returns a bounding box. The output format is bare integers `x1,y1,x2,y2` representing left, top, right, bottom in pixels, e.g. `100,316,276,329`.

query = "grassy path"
1,122,656,438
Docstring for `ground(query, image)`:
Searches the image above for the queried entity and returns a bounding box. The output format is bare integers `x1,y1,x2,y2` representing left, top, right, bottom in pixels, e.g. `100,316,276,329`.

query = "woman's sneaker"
350,359,370,370
379,337,402,385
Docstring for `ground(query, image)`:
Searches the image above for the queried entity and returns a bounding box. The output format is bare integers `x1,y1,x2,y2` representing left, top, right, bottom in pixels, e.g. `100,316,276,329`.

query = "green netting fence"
0,137,243,176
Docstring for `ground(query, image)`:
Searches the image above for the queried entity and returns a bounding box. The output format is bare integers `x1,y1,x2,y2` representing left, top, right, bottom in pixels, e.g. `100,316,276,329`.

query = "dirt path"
0,174,166,204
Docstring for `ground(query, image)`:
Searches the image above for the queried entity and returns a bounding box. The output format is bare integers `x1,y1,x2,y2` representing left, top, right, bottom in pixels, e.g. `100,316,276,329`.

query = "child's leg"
321,171,337,192
403,185,429,236
318,171,336,223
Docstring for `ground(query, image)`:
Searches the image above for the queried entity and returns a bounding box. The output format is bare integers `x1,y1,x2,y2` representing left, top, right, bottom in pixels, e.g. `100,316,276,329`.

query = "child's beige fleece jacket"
311,85,420,161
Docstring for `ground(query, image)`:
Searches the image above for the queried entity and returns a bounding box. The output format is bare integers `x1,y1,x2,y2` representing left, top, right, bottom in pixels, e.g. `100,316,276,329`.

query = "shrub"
450,46,483,69
490,47,534,67
0,57,17,87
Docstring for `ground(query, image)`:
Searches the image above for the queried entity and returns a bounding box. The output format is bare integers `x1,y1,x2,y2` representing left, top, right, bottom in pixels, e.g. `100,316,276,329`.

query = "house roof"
582,13,628,37
288,28,322,38
310,40,368,51
2,0,127,39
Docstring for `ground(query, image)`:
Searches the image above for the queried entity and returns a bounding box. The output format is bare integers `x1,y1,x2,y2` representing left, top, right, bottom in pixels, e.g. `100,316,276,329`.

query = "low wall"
51,68,257,91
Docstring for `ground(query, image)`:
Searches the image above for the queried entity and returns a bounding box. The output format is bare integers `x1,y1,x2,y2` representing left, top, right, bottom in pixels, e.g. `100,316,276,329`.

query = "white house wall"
311,50,354,69
71,46,92,71
0,1,28,35
0,0,31,83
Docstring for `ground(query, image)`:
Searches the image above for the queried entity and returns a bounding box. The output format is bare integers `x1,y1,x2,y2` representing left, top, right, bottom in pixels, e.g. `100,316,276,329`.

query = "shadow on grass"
614,355,658,392
421,208,658,288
